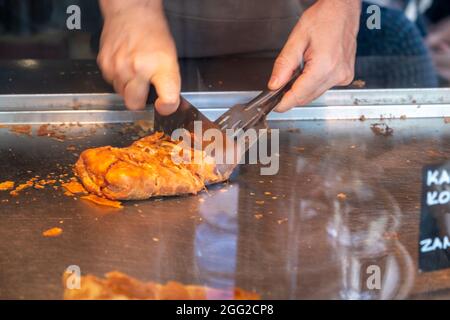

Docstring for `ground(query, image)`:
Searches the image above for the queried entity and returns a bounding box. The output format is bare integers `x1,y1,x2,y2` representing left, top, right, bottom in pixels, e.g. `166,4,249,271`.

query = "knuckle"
97,62,114,82
112,79,123,91
336,66,355,85
290,89,306,106
97,53,107,70
274,54,293,69
133,53,158,75
321,57,338,74
132,55,149,76
164,95,179,106
132,56,142,74
132,49,178,76
114,56,130,76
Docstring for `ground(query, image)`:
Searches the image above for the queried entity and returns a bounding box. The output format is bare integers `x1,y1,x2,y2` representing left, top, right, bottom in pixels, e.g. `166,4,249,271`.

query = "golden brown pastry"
63,271,259,300
75,132,233,200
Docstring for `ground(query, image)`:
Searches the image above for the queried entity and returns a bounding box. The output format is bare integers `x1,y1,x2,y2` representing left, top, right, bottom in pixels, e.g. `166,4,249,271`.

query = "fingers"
121,59,181,113
268,31,307,90
98,47,181,113
151,68,181,115
123,77,149,110
97,48,114,84
111,44,135,95
96,5,181,113
97,28,124,84
274,63,326,112
275,56,354,113
269,0,358,112
133,51,180,115
98,43,135,95
128,52,181,114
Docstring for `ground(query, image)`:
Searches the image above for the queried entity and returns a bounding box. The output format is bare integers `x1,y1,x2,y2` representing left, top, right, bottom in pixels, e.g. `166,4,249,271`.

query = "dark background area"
0,0,448,59
0,0,101,59
0,0,448,88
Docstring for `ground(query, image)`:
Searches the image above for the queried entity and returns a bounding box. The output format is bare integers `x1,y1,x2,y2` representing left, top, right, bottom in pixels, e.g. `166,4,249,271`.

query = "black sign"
419,162,450,272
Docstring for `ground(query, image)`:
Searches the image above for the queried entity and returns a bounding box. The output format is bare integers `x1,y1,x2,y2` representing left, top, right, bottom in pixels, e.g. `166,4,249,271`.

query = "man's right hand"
98,0,180,114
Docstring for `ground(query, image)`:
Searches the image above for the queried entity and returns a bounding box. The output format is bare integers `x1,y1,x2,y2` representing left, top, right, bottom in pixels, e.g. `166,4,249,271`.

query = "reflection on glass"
272,136,417,299
324,174,414,299
194,184,240,299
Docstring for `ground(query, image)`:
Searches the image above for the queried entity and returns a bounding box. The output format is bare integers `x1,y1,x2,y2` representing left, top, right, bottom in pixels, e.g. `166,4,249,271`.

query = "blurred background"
0,0,449,87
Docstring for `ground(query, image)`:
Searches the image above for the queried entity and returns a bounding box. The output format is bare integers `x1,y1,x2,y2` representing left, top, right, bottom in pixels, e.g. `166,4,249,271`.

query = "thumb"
269,35,307,90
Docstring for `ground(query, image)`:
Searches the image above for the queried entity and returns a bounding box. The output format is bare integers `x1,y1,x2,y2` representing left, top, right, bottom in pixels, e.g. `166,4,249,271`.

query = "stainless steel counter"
0,60,449,300
0,110,449,299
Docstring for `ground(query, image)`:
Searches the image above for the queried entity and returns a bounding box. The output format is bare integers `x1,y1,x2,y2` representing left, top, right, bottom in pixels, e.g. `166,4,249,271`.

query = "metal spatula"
214,69,301,138
153,95,235,176
154,69,300,138
152,70,300,175
154,95,221,136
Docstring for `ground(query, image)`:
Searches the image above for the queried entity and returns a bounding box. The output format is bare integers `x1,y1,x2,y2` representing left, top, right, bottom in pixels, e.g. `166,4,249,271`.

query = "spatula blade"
154,96,221,136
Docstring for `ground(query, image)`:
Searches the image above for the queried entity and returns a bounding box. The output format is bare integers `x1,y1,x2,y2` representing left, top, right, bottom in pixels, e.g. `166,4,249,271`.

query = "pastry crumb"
43,227,63,237
62,181,87,194
337,193,347,200
0,181,15,191
81,194,123,208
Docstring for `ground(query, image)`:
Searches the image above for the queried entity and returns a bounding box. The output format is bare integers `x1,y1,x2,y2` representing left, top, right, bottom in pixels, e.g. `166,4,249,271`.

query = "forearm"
300,0,361,11
99,0,164,18
341,0,362,13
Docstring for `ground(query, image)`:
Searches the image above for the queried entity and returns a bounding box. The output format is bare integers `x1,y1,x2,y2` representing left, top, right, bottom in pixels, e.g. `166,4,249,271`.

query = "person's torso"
164,0,307,57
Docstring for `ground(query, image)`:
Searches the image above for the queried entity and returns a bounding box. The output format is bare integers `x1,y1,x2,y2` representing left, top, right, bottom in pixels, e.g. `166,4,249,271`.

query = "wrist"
100,0,163,18
337,0,362,13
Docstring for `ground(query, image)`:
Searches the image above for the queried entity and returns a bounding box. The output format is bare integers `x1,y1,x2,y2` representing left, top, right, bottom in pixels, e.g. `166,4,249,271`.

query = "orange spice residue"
10,181,33,196
37,124,50,136
43,227,63,237
0,181,15,191
37,124,66,141
10,125,32,136
39,179,57,185
63,271,260,300
62,181,87,194
81,194,123,208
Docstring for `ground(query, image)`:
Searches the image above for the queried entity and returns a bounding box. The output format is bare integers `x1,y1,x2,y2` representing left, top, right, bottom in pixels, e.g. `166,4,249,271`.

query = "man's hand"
427,18,450,82
98,0,180,114
269,0,361,112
